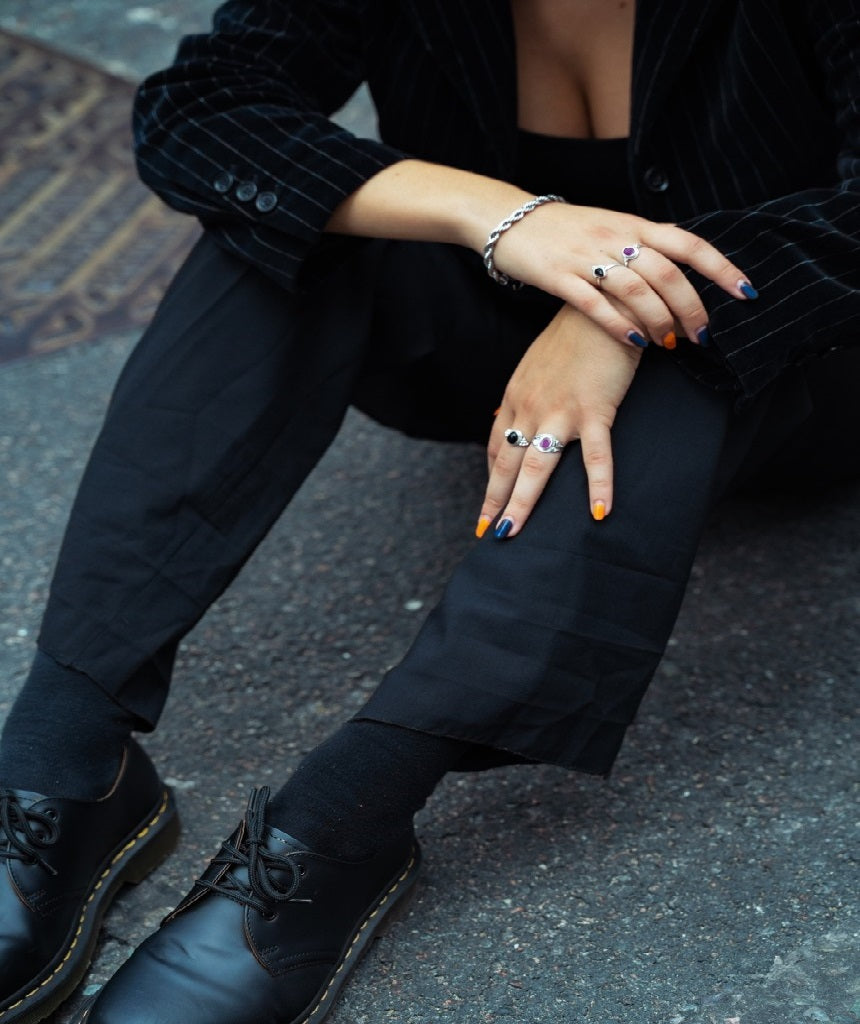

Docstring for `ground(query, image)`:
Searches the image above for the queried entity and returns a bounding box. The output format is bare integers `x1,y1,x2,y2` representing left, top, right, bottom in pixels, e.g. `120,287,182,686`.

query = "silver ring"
532,433,565,454
621,243,641,266
591,262,621,286
504,428,530,447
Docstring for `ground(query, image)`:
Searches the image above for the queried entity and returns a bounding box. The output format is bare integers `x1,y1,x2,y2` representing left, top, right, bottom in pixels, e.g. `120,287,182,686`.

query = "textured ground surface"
0,4,857,1023
0,30,199,363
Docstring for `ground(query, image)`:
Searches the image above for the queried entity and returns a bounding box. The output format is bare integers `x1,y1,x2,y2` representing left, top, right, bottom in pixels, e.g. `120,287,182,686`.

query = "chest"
510,0,635,137
369,0,834,216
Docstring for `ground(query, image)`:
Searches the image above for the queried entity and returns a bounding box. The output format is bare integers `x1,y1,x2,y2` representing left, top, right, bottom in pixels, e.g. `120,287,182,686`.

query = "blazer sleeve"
132,0,408,292
676,1,860,402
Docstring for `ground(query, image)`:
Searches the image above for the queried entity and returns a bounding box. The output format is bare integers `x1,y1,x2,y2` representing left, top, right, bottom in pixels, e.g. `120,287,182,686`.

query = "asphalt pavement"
0,3,858,1022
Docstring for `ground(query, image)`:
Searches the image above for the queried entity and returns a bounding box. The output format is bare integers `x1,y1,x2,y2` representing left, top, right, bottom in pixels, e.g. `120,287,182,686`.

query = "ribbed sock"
0,649,138,799
266,720,468,860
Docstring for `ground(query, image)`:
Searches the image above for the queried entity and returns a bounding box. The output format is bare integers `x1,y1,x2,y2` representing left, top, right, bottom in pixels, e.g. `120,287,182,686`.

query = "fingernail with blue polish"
696,325,711,347
627,330,649,349
737,279,759,300
494,517,513,540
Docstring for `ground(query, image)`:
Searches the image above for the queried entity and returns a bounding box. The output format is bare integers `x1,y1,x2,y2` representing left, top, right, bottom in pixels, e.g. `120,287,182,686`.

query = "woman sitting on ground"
0,1,857,1022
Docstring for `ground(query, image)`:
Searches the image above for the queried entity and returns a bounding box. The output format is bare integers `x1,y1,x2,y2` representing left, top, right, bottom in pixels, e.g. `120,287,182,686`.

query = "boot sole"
0,787,180,1024
296,841,422,1024
75,837,421,1024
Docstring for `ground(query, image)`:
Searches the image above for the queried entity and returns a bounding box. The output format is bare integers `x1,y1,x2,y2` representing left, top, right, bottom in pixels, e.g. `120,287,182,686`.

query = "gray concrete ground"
1,4,858,1023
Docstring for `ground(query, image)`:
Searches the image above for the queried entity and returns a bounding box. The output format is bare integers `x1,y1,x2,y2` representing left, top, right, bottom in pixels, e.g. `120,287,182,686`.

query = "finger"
561,276,652,351
600,264,678,348
486,401,521,473
639,223,759,304
477,433,529,537
578,419,614,520
494,429,567,539
620,247,709,346
486,410,506,475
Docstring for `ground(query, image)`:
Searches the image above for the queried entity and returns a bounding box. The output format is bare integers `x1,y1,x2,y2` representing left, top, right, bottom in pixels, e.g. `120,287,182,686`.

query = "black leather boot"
80,787,421,1024
0,740,179,1023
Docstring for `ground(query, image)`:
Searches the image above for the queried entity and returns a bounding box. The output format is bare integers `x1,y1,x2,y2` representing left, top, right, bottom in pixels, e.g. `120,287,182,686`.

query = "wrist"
452,180,534,254
482,194,567,286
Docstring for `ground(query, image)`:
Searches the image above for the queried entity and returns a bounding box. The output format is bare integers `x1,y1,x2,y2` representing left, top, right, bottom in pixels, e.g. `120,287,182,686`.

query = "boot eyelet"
261,909,277,922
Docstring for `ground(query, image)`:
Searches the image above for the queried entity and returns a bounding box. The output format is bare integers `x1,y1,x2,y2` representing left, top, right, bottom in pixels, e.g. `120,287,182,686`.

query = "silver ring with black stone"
591,262,621,286
504,428,531,447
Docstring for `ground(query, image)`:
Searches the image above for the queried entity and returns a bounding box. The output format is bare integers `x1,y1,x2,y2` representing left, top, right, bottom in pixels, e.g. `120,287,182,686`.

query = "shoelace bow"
196,786,305,916
0,790,60,875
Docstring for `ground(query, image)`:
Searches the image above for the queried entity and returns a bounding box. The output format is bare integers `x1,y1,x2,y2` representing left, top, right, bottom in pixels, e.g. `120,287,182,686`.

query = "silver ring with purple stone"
621,243,641,267
504,428,531,447
591,262,621,286
532,433,566,454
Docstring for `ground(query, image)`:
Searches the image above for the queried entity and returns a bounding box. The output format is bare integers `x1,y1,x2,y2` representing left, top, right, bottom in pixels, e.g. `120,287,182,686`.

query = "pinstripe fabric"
133,0,859,401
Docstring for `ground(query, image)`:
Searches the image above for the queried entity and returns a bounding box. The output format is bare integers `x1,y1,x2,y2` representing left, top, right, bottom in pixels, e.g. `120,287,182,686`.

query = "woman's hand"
327,161,758,353
487,200,756,350
476,304,643,540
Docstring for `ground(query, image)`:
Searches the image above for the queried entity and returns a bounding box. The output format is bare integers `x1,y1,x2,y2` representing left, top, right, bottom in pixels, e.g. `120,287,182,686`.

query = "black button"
235,181,258,201
255,191,278,213
643,166,670,193
213,171,234,194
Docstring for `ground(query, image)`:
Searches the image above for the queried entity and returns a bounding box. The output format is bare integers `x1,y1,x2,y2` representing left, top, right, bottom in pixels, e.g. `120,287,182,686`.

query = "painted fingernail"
592,501,606,522
737,279,759,300
661,331,677,350
627,330,649,348
493,407,501,417
696,325,711,346
475,515,492,539
494,517,513,540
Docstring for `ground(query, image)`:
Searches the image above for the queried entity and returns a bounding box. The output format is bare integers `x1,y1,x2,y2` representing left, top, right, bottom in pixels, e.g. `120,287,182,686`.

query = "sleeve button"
213,171,234,193
235,181,258,201
643,166,670,193
255,191,278,213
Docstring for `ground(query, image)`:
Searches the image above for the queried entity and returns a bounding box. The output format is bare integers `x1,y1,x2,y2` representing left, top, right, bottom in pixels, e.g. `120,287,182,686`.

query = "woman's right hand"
326,159,757,349
485,199,757,350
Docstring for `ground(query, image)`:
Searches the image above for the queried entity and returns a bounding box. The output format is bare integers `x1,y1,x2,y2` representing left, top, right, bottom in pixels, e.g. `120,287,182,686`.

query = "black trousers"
37,233,858,776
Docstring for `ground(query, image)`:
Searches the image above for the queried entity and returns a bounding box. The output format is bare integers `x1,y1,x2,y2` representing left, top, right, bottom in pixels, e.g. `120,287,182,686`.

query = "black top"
515,130,637,214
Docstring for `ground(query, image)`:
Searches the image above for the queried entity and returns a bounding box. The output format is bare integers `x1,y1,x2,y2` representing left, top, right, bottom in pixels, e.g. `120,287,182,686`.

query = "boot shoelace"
196,786,307,917
0,791,60,875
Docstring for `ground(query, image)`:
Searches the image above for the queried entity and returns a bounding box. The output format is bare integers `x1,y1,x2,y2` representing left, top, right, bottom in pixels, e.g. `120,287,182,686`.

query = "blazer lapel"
402,0,729,166
631,0,727,151
403,0,518,169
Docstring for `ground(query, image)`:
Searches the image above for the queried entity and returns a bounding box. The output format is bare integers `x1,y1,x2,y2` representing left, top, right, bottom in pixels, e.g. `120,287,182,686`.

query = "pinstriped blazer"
133,0,860,401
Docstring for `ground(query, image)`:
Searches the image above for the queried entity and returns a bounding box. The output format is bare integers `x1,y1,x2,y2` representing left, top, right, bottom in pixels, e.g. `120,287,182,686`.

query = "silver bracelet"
482,194,567,288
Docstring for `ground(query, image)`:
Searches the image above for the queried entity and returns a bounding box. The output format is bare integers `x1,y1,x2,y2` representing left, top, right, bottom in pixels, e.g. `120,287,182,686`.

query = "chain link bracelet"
482,194,567,288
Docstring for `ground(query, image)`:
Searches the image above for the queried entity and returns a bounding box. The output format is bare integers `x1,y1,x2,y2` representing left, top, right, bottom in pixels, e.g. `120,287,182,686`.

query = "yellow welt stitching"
0,791,171,1018
301,852,417,1024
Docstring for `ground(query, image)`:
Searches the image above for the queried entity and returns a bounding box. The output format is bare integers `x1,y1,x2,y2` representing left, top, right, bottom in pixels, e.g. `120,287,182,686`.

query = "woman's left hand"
477,303,643,539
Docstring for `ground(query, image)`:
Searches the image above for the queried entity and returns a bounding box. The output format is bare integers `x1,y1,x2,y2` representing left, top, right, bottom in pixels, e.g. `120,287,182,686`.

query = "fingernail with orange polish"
493,407,501,417
475,515,492,539
661,331,677,350
592,501,606,522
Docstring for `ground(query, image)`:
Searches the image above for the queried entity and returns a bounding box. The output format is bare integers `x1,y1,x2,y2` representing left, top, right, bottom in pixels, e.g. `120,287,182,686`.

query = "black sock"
0,649,138,799
266,720,468,859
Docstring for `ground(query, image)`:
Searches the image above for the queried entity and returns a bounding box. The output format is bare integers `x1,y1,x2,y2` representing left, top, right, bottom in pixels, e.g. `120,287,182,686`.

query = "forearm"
326,157,756,357
324,159,532,254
